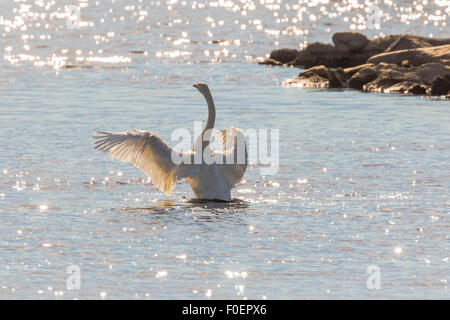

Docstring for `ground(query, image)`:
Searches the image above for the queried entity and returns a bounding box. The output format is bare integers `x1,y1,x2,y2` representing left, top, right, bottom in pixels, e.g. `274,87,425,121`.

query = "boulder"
445,73,450,82
288,65,347,88
385,35,432,52
413,63,450,84
386,81,420,94
406,83,428,95
343,63,375,78
349,67,379,90
363,35,401,56
258,57,283,66
361,62,450,94
305,42,336,55
269,48,299,64
332,32,370,53
290,43,366,68
367,44,450,66
363,73,408,93
363,34,450,56
291,42,342,68
426,37,450,47
430,76,450,96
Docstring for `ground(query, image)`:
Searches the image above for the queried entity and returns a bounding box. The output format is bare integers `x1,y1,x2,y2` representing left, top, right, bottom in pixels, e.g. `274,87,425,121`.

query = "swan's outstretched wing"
94,129,197,195
215,127,248,186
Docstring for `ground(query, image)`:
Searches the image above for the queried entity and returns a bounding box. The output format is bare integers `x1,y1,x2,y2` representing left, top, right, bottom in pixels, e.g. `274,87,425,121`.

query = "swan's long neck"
194,87,216,151
203,88,216,138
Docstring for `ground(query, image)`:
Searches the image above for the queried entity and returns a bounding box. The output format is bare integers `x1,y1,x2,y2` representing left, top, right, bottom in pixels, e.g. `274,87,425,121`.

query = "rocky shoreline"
259,32,450,99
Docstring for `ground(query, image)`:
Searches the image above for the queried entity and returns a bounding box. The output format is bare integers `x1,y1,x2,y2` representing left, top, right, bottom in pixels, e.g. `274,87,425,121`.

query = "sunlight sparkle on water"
156,271,168,278
0,0,448,301
1,0,447,67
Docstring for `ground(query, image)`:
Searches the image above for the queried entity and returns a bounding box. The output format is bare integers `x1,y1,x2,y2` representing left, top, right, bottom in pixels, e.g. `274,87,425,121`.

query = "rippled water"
0,1,449,299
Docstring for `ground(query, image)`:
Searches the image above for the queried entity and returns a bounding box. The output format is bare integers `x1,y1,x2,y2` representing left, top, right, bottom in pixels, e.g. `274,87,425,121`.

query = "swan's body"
94,83,247,201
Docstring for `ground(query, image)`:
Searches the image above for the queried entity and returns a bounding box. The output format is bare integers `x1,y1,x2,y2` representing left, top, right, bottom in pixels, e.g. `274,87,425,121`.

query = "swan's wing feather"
94,129,196,194
215,127,248,186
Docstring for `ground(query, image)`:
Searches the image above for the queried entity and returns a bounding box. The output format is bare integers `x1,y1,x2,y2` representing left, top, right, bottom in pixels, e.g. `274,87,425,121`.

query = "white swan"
94,83,248,201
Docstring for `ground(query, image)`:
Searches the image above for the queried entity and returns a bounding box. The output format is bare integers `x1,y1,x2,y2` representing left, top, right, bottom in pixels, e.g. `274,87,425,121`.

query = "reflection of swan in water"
94,83,247,202
185,198,250,211
112,199,249,230
120,198,250,215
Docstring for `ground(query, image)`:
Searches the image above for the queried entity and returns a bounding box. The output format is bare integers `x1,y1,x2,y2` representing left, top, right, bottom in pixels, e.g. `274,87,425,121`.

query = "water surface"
0,0,449,299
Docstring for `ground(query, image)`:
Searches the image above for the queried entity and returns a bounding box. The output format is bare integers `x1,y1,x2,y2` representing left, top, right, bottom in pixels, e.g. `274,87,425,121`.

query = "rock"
363,34,450,56
343,63,375,78
291,42,342,68
407,83,427,95
288,65,347,88
305,42,336,55
349,67,379,90
284,72,330,88
258,57,283,65
362,63,412,92
425,37,450,47
363,73,407,93
363,35,401,56
445,73,450,82
430,76,450,95
413,63,450,84
387,81,419,94
332,32,370,53
385,35,432,52
288,61,450,95
361,62,450,93
291,43,366,68
269,48,299,64
367,44,450,66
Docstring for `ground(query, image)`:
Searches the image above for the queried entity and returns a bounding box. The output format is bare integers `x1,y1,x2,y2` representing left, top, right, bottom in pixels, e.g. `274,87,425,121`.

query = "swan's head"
193,82,210,95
